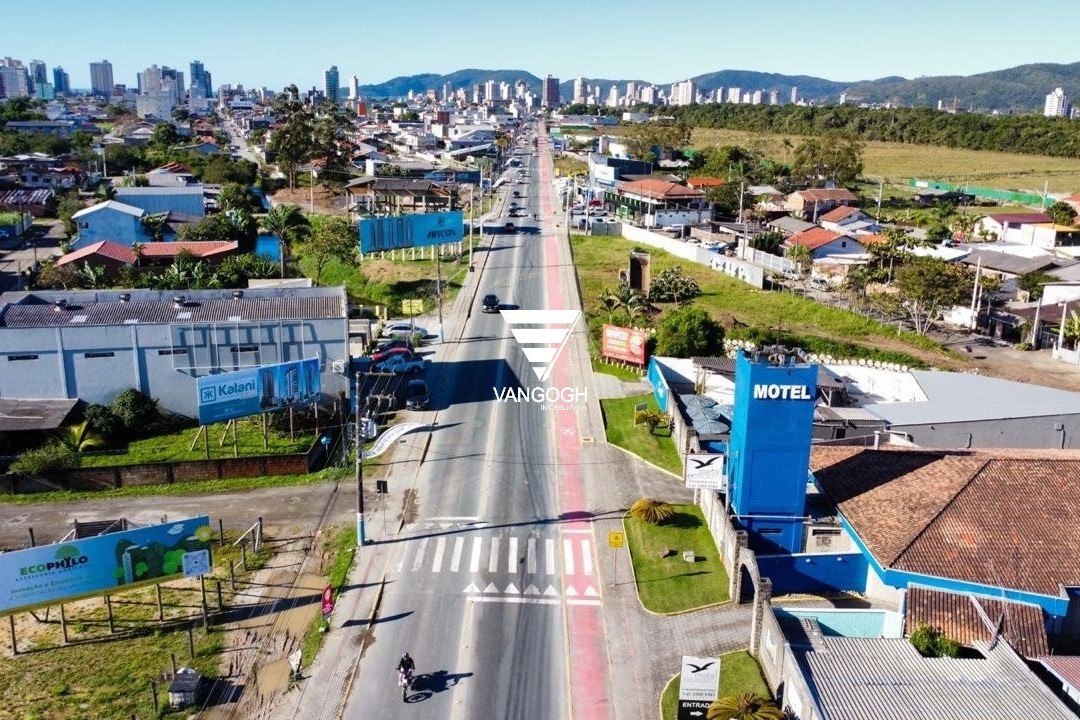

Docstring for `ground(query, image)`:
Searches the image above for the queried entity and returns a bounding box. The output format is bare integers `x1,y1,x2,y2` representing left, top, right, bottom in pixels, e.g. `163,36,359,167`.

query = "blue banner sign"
0,516,212,614
425,170,480,184
359,210,464,253
196,357,321,425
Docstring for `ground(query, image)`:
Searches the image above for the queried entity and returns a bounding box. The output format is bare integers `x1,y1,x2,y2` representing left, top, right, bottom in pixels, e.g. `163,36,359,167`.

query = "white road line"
507,536,519,574
431,537,446,573
545,539,556,575
469,537,482,574
412,538,428,573
450,537,464,572
467,596,561,606
488,536,500,574
526,537,537,574
565,599,602,607
582,539,593,576
561,529,591,534
563,538,575,575
395,551,405,574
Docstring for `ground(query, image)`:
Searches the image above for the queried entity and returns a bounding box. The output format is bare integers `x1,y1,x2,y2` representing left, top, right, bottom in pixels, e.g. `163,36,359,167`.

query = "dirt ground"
268,186,349,215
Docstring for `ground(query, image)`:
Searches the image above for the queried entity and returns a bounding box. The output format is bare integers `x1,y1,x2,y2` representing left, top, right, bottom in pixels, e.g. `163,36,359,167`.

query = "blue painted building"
71,200,150,249
114,185,205,217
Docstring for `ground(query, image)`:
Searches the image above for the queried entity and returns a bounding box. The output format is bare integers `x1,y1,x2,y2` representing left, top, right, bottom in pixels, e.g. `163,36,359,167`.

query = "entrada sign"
752,384,813,400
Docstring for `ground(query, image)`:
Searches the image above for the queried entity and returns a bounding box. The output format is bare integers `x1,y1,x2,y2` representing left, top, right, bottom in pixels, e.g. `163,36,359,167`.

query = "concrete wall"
708,254,765,289
0,319,350,419
756,552,869,595
890,414,1080,450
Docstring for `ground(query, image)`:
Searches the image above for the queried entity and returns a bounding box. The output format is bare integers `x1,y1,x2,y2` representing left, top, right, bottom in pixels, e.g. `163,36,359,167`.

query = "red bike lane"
537,125,616,720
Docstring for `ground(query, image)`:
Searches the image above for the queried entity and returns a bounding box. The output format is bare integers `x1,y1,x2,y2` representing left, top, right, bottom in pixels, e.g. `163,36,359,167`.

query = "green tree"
1017,269,1056,301
219,182,261,214
150,122,180,148
304,215,356,285
259,204,311,276
140,212,168,242
268,84,314,189
83,404,123,441
909,624,960,658
33,260,80,290
110,389,161,435
201,156,258,185
78,262,109,289
1047,200,1077,226
654,306,723,356
750,230,785,255
791,132,863,185
9,442,79,475
57,194,85,237
706,693,785,720
620,121,691,161
648,266,701,304
888,257,973,335
214,253,279,287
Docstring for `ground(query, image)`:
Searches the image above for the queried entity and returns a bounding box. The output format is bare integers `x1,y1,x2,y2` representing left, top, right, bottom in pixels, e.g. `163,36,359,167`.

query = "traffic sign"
401,299,423,316
608,531,625,548
677,699,711,719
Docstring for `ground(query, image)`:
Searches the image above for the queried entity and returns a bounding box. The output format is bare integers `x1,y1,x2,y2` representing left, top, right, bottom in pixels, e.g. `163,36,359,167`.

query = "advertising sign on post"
601,324,648,365
359,210,464,253
678,655,720,720
0,516,213,615
321,584,335,618
196,357,321,425
685,454,727,491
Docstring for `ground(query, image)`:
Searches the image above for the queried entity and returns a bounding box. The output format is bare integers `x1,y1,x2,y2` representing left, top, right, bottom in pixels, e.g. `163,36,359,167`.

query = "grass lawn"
301,524,357,668
593,360,644,382
571,233,955,369
659,650,772,719
554,154,588,177
687,127,1080,194
79,419,314,467
600,394,681,476
624,503,730,613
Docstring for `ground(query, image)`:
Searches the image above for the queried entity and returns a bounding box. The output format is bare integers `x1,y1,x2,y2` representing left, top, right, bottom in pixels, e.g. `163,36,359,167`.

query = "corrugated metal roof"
115,185,205,196
72,200,144,219
0,290,345,328
803,637,1075,720
0,398,78,431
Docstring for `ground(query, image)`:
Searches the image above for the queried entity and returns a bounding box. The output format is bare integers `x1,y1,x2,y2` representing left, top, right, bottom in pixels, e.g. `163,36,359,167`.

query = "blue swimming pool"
775,608,903,638
255,234,280,263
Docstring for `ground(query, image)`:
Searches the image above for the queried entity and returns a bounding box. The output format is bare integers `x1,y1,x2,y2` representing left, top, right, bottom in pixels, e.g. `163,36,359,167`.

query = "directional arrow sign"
677,700,712,720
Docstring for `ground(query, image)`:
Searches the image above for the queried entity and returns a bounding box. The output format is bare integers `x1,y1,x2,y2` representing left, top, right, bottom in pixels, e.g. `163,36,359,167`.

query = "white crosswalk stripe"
397,532,600,581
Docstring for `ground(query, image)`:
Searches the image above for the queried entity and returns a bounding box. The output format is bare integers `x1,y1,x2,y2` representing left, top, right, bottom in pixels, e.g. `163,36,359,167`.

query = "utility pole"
354,371,366,546
436,248,444,337
468,185,474,270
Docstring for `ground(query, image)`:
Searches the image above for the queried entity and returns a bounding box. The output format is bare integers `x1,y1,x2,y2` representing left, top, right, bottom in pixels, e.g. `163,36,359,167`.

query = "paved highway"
342,128,610,719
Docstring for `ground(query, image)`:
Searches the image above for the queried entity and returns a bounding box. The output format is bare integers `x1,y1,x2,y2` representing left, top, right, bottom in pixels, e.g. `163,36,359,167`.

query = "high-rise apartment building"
189,60,212,98
1045,87,1071,118
670,80,696,106
28,60,46,92
90,60,113,97
442,81,453,102
52,66,70,95
542,75,560,108
606,85,619,108
324,65,339,103
726,87,741,104
573,77,586,104
349,75,360,100
640,85,657,104
0,58,30,99
484,79,496,105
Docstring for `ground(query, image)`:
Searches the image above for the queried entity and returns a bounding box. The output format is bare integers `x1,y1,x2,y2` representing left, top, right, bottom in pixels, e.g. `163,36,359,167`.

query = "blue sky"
8,0,1080,91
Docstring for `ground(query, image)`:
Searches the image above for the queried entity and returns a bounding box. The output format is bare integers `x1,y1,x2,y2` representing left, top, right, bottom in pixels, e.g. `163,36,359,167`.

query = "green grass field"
688,127,1080,194
624,503,730,613
659,651,771,719
570,234,952,369
600,394,681,476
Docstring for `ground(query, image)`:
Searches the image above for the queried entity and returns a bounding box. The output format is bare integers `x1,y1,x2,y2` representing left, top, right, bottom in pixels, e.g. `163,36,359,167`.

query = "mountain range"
358,62,1080,113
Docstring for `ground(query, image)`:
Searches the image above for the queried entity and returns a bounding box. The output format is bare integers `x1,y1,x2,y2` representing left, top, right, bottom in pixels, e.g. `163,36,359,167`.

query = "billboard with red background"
601,324,648,365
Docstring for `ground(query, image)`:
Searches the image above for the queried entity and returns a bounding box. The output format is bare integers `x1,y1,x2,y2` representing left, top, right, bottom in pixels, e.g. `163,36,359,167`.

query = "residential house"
176,140,220,155
959,246,1076,298
785,187,858,220
53,241,138,278
818,205,881,235
686,176,724,192
145,163,196,187
18,165,81,190
607,177,707,228
136,240,237,267
784,227,865,260
70,201,150,249
344,176,454,216
766,216,816,237
0,188,54,218
912,187,975,206
114,185,206,217
973,212,1053,244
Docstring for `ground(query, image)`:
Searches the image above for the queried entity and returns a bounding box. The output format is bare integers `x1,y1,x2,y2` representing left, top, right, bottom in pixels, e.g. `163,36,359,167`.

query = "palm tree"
259,204,311,278
53,421,106,454
140,213,168,243
706,693,785,720
598,288,621,323
78,262,109,289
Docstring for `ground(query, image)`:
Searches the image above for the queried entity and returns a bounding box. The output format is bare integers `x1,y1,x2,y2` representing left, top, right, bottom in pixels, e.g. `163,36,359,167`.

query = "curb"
605,441,683,481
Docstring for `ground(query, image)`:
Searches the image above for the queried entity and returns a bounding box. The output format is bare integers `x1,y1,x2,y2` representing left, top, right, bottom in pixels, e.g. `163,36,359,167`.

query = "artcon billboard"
0,516,212,614
196,357,321,425
359,210,464,253
601,324,648,365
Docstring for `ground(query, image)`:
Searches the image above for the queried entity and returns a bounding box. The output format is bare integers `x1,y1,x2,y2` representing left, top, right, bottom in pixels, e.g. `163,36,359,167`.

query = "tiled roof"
857,233,888,245
791,188,857,202
811,446,1080,596
618,178,705,201
819,206,861,223
786,227,848,251
1041,656,1080,693
905,586,1049,659
55,241,138,267
686,176,725,188
137,241,237,258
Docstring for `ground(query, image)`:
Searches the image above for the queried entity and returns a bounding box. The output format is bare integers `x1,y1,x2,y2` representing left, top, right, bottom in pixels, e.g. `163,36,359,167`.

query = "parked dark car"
373,338,411,354
481,294,500,313
405,379,430,410
371,347,412,364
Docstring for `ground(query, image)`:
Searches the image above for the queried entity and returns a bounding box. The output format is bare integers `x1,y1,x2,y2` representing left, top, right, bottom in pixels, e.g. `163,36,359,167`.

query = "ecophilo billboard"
196,357,321,425
359,210,464,253
0,516,212,615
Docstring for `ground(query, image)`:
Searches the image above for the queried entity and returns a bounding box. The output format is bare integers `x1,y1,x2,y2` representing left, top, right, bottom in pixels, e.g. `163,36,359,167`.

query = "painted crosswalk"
395,530,603,606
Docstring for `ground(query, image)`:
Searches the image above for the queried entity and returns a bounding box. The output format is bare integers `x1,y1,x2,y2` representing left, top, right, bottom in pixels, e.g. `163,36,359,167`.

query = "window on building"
157,348,188,356
759,528,783,535
230,345,259,353
7,354,39,361
84,351,115,359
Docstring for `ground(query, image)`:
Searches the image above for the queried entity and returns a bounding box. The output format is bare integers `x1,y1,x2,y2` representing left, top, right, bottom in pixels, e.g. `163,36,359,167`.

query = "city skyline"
4,0,1080,94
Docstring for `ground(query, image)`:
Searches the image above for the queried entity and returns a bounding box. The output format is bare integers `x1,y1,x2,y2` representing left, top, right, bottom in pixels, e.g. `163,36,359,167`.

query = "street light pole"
354,371,366,546
468,185,474,270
